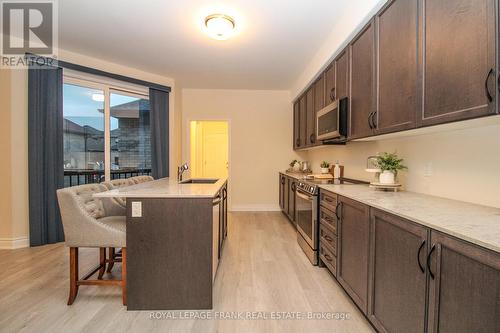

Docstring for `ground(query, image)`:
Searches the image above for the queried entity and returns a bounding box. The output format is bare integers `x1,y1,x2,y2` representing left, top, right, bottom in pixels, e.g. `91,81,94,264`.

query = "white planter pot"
379,170,395,184
320,167,330,174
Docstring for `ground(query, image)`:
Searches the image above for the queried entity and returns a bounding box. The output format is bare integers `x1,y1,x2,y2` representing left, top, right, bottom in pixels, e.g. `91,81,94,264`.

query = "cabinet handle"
330,88,336,101
324,235,334,242
368,112,374,129
485,68,493,103
323,214,333,222
335,202,341,220
417,240,426,273
310,133,315,144
295,138,300,147
281,177,285,185
291,182,296,191
372,111,377,128
324,253,333,262
427,244,436,279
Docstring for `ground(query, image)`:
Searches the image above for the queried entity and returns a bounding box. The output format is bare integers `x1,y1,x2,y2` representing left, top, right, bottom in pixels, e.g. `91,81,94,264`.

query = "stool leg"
98,247,106,279
107,247,115,273
122,247,127,306
68,247,79,305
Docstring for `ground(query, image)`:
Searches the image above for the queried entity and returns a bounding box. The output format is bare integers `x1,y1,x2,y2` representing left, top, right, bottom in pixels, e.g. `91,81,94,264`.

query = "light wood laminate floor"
0,212,374,333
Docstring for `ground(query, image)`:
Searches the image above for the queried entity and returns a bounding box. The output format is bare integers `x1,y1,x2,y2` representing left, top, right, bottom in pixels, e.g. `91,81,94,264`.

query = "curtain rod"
25,53,171,93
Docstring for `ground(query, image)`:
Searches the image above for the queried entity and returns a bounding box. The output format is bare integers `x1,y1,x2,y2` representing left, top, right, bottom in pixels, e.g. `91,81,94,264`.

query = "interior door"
376,0,418,134
368,208,428,333
349,20,377,139
203,131,228,178
427,231,500,333
420,0,496,126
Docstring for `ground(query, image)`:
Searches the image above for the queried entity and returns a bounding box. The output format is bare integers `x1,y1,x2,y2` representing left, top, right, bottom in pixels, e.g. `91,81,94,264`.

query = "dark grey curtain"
28,65,64,246
149,88,170,179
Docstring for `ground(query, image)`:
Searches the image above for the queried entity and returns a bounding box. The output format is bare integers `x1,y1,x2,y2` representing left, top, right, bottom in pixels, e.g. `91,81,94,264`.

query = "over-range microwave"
316,97,348,142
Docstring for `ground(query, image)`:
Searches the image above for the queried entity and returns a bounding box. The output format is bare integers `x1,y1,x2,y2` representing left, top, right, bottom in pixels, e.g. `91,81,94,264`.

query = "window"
63,75,151,187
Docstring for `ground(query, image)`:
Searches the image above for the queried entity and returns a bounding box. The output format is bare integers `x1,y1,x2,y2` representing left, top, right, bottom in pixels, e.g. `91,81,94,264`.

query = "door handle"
427,244,436,279
417,240,426,273
368,112,374,129
485,68,494,103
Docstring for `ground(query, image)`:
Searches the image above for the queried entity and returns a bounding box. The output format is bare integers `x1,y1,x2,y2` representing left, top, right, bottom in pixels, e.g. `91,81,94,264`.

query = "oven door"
295,189,317,249
316,100,340,141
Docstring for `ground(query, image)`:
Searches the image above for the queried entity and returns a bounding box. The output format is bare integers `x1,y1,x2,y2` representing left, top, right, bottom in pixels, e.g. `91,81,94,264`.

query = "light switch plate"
131,201,142,217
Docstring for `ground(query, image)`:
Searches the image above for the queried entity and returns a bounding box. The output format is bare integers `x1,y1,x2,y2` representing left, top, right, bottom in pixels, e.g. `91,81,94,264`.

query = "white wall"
182,89,306,211
0,49,178,249
304,117,500,208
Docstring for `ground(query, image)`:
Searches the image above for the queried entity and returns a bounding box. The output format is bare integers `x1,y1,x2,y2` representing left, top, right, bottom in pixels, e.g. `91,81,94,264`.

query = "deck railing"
64,168,152,187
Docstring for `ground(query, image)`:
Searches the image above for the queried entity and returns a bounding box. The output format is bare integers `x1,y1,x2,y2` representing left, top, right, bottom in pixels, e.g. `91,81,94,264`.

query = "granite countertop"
318,184,500,253
93,177,227,199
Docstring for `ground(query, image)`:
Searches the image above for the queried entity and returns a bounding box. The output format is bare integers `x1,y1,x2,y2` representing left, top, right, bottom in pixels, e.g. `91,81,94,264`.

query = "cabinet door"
283,177,289,215
299,95,307,148
306,87,316,146
427,231,500,333
287,179,296,222
420,0,496,126
335,48,349,100
324,63,336,104
315,74,325,112
279,175,285,211
349,20,377,139
293,102,300,149
368,208,428,333
337,196,370,314
376,0,418,134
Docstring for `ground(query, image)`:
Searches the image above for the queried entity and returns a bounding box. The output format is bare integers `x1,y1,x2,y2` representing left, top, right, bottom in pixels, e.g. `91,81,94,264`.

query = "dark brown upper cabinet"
305,87,316,147
419,0,497,126
368,208,429,333
376,0,418,134
293,101,300,149
349,20,377,140
335,48,350,100
314,74,325,112
337,196,370,314
427,231,500,333
324,63,336,104
299,94,307,148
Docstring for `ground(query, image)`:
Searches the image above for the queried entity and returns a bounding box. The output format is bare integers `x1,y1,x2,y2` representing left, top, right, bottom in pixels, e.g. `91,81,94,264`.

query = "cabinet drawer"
320,223,337,255
320,191,337,211
319,243,337,276
319,206,337,234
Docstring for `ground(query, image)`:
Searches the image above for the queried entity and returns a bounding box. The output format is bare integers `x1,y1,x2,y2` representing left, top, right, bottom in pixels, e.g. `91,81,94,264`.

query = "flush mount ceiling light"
204,14,235,40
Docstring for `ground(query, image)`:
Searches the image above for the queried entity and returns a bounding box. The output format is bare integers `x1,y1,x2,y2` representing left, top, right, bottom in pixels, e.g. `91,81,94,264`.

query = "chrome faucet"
177,163,189,182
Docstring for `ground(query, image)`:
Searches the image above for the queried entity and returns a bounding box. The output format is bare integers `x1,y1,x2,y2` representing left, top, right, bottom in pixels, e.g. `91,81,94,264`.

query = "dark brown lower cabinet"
337,196,370,314
368,208,429,333
427,231,500,333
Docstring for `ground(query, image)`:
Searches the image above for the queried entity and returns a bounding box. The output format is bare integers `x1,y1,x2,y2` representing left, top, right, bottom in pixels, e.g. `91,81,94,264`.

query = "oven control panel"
297,182,317,195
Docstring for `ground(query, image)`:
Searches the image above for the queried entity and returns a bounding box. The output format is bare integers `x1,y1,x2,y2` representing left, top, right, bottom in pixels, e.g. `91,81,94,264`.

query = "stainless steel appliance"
295,178,365,265
316,97,349,142
295,181,319,265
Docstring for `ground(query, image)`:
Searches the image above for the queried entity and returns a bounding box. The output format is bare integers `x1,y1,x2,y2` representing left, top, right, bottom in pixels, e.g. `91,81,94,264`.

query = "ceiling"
59,0,352,90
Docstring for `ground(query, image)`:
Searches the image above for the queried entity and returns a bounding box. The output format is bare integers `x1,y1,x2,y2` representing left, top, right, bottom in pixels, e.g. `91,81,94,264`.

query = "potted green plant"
290,159,300,172
375,152,407,184
320,161,330,174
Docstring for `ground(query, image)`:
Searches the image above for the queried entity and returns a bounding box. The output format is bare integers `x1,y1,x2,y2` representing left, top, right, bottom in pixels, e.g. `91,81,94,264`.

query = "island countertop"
93,177,227,199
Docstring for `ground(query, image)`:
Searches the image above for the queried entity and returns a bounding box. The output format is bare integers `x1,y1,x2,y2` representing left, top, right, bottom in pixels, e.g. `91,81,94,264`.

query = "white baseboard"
0,237,29,250
230,204,281,212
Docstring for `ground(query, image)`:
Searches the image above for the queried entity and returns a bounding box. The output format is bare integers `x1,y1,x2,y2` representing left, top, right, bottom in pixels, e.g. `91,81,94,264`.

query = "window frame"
63,70,150,182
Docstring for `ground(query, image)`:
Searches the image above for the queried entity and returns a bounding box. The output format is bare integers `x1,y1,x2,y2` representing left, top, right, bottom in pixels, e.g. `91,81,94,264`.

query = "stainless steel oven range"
295,181,319,265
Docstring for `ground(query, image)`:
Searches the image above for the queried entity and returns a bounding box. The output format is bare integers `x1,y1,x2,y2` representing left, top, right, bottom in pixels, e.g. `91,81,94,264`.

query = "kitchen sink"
179,178,219,184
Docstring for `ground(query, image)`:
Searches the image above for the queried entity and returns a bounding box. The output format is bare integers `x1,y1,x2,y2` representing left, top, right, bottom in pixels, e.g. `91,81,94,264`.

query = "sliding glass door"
62,77,151,187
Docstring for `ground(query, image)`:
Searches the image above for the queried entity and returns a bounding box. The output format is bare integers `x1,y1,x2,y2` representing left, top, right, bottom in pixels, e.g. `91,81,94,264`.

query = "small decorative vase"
320,167,330,174
293,163,300,172
379,170,395,184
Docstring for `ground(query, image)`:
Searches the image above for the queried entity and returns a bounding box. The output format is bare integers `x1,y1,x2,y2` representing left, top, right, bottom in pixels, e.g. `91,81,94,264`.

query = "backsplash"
305,120,500,208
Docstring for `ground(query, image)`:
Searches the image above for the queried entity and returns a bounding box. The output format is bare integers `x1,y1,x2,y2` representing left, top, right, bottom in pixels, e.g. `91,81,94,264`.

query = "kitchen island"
94,177,228,310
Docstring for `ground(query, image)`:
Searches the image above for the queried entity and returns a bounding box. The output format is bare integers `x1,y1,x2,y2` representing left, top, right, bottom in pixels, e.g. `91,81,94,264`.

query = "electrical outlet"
424,162,433,177
131,201,142,217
